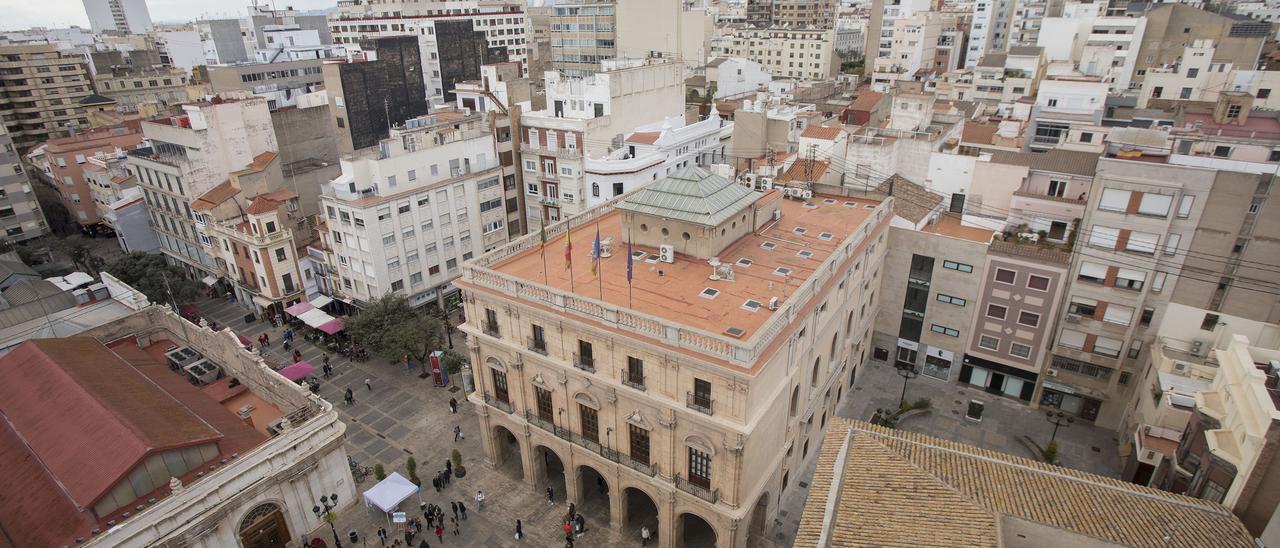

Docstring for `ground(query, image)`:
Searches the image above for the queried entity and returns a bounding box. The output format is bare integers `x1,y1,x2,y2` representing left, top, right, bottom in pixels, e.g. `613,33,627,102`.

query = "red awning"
317,318,344,335
277,360,315,381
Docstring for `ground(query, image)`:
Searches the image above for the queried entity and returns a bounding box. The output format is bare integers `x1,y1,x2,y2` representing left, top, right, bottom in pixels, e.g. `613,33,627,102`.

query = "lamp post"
894,363,920,406
1046,411,1074,444
312,493,342,548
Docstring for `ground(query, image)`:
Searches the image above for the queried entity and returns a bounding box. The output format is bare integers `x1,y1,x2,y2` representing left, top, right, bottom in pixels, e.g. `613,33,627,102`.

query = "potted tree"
452,448,466,478
407,457,421,486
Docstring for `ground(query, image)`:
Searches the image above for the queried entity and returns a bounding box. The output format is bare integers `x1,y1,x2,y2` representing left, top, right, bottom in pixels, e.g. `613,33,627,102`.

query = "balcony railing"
686,392,714,416
482,321,500,337
524,411,621,462
524,410,556,433
527,336,548,356
483,391,513,414
621,369,646,391
573,353,595,372
625,456,656,476
674,474,719,504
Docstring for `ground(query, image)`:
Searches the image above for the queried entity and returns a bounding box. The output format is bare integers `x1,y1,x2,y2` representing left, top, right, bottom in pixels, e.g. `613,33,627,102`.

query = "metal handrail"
686,392,714,415
527,336,548,356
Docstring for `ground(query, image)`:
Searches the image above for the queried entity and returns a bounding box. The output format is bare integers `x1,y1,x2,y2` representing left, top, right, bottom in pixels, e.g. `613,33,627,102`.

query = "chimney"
1212,91,1253,126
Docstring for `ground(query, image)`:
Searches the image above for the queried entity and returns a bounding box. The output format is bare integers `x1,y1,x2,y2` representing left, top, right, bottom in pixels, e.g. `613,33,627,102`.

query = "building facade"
82,0,154,34
322,37,431,155
458,168,892,548
714,27,839,82
549,1,617,77
0,125,47,243
43,126,144,228
0,43,92,152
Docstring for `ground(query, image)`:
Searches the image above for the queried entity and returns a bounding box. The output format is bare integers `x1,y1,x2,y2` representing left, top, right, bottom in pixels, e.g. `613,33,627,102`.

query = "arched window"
789,386,799,417
830,334,839,360
810,357,820,386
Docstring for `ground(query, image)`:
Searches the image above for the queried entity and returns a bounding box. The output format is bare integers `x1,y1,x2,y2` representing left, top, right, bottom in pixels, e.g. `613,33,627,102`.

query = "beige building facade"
458,169,892,547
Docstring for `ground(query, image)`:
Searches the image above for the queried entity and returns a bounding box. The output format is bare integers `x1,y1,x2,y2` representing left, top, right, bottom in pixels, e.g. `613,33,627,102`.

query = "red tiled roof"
244,196,283,215
190,179,239,211
230,151,278,176
849,91,886,111
0,337,268,548
627,131,662,145
800,125,842,140
778,159,830,183
962,123,1000,145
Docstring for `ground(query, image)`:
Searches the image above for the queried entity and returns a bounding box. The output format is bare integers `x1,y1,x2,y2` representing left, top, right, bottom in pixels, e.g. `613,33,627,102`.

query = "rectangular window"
1201,313,1220,331
1099,189,1131,211
692,378,712,411
1010,343,1032,358
492,369,509,403
1027,274,1050,291
579,404,599,443
629,424,651,465
1164,233,1181,256
1115,268,1146,290
935,293,966,306
986,304,1007,320
275,248,286,262
994,268,1016,284
1094,336,1123,358
536,387,554,423
1018,311,1040,327
930,324,959,337
1138,194,1173,217
978,335,1000,351
942,260,973,273
1089,226,1120,248
688,447,712,489
1059,329,1086,350
1069,296,1098,317
1126,232,1159,255
1104,304,1134,326
1078,262,1108,284
1177,195,1194,218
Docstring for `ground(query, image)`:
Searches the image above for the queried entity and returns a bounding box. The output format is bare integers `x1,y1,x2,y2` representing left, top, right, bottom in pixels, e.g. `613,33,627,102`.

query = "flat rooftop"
488,193,881,341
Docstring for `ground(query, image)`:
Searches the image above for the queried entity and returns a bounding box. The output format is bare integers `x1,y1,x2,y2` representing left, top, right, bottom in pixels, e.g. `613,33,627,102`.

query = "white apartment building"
254,24,346,63
318,111,508,308
1038,4,1147,92
82,0,153,34
1009,0,1053,47
1138,39,1280,109
1028,77,1109,151
458,167,893,548
871,13,942,92
126,94,281,280
965,0,1015,68
704,57,773,100
713,27,839,81
583,112,733,208
866,0,934,74
519,58,685,230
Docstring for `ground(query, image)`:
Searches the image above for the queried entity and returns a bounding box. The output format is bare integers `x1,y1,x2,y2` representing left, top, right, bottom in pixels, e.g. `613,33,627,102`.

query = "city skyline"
1,0,337,31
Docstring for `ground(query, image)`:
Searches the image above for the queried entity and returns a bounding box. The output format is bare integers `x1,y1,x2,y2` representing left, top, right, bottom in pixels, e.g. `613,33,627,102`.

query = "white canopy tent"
297,308,334,329
362,472,421,524
309,295,334,308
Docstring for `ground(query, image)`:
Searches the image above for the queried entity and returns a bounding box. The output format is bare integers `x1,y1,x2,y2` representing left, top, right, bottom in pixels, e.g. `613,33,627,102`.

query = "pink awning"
278,360,315,381
317,318,344,335
285,302,315,317
237,335,252,347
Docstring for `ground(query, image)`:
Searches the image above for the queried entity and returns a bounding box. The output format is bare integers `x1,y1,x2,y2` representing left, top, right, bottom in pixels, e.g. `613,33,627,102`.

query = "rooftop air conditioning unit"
659,244,674,263
1190,338,1207,357
801,189,814,200
768,297,780,310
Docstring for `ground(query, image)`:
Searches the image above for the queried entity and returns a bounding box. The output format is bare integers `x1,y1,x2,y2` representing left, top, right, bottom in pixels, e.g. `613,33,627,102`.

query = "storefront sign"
1041,380,1075,395
926,346,954,362
897,338,919,351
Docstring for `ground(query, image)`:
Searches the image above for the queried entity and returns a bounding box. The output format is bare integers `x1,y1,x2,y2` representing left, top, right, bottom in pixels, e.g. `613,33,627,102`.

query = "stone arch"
576,463,612,524
676,510,718,547
485,355,507,372
237,500,291,548
810,357,821,386
747,490,772,546
491,424,524,479
788,385,800,417
622,483,660,543
534,443,568,502
684,433,716,458
573,390,600,409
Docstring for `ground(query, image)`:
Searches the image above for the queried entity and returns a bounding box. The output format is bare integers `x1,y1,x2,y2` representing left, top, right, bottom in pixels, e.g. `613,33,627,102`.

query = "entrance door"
986,372,1006,395
1081,398,1101,422
239,503,291,548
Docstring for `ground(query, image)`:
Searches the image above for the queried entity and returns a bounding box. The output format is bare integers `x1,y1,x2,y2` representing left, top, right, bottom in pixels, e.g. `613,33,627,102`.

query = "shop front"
922,346,954,381
959,354,1037,403
1039,380,1102,422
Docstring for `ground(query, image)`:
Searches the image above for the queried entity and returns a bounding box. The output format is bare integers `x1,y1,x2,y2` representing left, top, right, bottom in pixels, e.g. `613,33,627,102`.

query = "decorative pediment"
530,372,549,389
625,410,651,430
574,391,600,410
485,356,506,372
686,433,716,457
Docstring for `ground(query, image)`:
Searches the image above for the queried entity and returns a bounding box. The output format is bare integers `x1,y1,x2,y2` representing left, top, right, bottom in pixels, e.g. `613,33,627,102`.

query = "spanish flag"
564,227,573,270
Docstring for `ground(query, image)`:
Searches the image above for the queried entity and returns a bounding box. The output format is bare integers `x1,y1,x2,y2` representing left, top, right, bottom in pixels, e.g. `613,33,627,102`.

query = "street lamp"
894,363,920,406
1045,411,1074,444
312,493,343,548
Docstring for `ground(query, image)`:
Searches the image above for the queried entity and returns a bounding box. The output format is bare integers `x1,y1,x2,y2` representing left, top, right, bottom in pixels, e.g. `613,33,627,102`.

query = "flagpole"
595,218,604,300
540,218,549,286
566,220,576,293
627,227,634,309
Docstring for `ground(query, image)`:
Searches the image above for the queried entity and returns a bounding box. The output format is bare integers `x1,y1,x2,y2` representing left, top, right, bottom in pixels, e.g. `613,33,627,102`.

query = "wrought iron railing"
686,392,714,415
674,474,719,503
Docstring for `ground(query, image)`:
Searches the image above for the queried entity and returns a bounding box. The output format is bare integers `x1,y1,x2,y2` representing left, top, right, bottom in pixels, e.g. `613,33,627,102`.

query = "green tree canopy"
105,252,201,306
346,294,446,374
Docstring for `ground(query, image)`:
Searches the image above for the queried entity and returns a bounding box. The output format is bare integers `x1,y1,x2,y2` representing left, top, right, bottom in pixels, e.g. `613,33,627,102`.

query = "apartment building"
458,167,893,548
197,190,305,316
328,1,529,81
871,14,944,92
1028,77,1109,151
0,126,47,243
43,126,144,228
549,1,617,77
0,43,92,152
1132,4,1268,89
583,113,733,209
966,0,1016,68
199,4,333,65
964,46,1045,103
616,0,712,72
1138,40,1280,109
864,0,934,77
82,0,153,34
126,94,281,280
453,62,537,239
322,37,430,155
92,66,189,112
205,59,327,110
519,58,684,230
1008,0,1058,48
82,151,135,222
715,27,839,82
1038,4,1146,92
318,111,507,309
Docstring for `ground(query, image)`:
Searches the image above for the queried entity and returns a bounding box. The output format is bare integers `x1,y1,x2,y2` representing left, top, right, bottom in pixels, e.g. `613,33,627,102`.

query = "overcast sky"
2,0,340,31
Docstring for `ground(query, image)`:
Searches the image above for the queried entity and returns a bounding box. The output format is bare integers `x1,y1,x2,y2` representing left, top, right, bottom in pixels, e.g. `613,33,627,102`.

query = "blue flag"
590,227,601,277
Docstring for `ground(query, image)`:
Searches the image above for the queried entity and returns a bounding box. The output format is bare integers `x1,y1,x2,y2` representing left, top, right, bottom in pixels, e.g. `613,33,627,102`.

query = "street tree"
105,252,201,306
346,294,447,375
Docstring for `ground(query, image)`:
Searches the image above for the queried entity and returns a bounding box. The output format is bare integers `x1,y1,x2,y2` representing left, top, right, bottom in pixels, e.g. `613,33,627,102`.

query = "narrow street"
194,297,647,547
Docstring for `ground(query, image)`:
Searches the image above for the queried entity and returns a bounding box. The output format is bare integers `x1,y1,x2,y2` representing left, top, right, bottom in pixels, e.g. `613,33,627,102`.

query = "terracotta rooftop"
0,337,267,548
483,193,882,343
243,191,296,215
795,419,1254,548
877,175,942,224
961,123,1000,145
848,91,885,111
800,125,843,140
627,131,663,145
989,149,1100,177
190,179,240,211
778,158,830,183
230,151,278,176
921,213,995,244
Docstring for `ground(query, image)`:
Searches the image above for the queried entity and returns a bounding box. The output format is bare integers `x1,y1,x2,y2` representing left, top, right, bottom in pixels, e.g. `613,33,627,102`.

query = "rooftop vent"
794,227,807,235
823,198,837,205
844,201,857,207
797,250,814,259
699,287,720,299
724,326,746,338
760,241,777,250
818,232,833,240
774,267,792,276
864,204,877,209
742,299,762,312
736,257,753,267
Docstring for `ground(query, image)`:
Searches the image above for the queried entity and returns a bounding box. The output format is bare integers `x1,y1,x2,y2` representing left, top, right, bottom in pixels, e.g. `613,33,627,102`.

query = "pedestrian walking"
365,378,373,391
432,475,441,493
377,527,388,546
283,338,292,351
574,513,585,536
562,521,572,538
434,526,442,543
475,490,485,510
323,353,331,367
640,526,651,546
445,459,452,474
269,315,278,328
292,349,302,363
450,517,459,536
425,508,435,528
414,518,423,534
323,362,333,377
344,388,354,405
453,425,463,441
444,468,452,485
405,530,414,545
448,397,458,414
458,501,467,520
515,519,523,540
547,486,555,504
263,333,271,346
257,335,266,348
450,501,459,520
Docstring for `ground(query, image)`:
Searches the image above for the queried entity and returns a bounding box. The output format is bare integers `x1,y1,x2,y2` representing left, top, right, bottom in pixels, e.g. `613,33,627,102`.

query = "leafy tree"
49,236,105,273
346,293,447,375
105,252,201,306
440,349,468,375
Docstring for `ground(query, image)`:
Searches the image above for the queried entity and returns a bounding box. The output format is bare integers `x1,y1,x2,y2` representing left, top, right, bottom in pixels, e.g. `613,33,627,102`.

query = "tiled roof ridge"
851,422,1235,517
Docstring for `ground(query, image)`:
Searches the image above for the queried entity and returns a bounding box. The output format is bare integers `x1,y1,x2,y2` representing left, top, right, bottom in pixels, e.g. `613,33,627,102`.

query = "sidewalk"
194,297,647,547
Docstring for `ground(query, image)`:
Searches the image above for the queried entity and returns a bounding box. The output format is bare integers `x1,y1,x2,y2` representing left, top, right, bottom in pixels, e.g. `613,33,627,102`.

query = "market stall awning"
237,335,252,347
284,302,315,317
310,295,334,309
363,472,420,514
201,275,218,286
251,295,274,308
317,318,344,335
277,360,315,381
298,308,334,329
